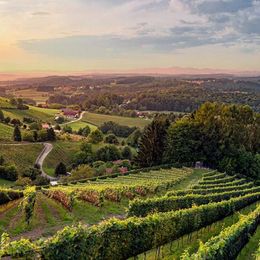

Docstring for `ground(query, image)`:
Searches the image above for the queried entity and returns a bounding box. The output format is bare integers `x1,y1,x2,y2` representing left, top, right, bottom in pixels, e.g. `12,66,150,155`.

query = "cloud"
31,11,50,16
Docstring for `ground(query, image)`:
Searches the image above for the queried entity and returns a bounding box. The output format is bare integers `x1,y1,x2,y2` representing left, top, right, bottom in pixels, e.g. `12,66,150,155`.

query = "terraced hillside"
1,169,259,259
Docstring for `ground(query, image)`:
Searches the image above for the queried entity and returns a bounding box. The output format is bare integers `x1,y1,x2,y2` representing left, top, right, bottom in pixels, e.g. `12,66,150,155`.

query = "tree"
104,134,119,144
121,146,133,160
4,117,10,124
29,122,42,130
55,162,67,176
135,117,170,167
13,125,22,142
163,119,203,164
127,129,142,147
78,126,91,137
88,129,103,144
47,127,56,141
73,143,94,165
0,109,4,121
96,145,121,162
63,125,73,134
22,167,41,181
11,118,21,126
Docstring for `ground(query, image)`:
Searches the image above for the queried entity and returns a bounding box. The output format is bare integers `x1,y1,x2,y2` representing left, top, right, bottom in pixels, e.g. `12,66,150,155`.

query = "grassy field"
82,112,151,128
0,143,43,172
0,123,13,141
63,120,97,132
7,88,50,104
2,106,59,124
0,97,16,109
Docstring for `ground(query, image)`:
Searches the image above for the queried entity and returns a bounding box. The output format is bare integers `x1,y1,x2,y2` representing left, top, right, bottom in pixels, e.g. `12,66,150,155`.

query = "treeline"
136,102,260,180
47,77,260,113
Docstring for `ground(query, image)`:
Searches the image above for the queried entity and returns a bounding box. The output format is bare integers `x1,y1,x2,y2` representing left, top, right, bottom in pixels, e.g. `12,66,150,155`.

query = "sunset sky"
1,0,260,73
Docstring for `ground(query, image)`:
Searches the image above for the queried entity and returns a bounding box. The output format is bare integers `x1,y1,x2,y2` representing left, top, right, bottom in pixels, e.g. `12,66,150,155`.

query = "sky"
0,0,260,73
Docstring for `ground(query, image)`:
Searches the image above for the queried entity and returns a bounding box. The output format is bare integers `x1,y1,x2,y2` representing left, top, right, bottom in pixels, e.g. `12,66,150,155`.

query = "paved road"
35,143,57,181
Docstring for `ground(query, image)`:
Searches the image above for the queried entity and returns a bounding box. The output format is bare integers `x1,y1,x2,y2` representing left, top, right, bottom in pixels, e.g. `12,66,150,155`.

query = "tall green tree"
13,125,22,142
55,162,67,176
135,116,170,167
47,127,56,141
163,119,203,164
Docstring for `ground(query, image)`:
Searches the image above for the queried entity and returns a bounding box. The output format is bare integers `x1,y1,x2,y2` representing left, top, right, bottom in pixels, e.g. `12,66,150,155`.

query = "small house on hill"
62,108,80,119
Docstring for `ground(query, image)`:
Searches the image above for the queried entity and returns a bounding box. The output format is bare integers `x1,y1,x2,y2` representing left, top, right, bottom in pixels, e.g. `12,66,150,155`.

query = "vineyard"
0,168,259,259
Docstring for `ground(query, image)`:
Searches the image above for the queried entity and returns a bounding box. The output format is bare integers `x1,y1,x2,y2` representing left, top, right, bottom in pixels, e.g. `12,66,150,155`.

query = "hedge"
199,175,236,185
128,186,260,217
0,189,23,205
182,204,260,259
3,193,260,259
167,182,254,196
202,172,227,181
191,178,248,189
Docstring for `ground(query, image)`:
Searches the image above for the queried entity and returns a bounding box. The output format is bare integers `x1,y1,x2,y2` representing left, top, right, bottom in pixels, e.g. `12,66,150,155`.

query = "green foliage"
126,128,142,147
0,188,23,205
13,125,22,142
163,102,260,179
100,121,137,137
22,131,35,142
37,129,48,142
167,182,254,196
164,119,203,164
0,165,18,181
62,125,73,134
55,162,67,176
7,192,260,259
135,116,170,167
128,186,260,217
22,167,41,181
47,127,56,141
77,125,91,137
23,189,36,225
95,145,121,162
88,129,103,144
183,205,260,259
67,165,95,181
104,134,119,144
121,146,132,160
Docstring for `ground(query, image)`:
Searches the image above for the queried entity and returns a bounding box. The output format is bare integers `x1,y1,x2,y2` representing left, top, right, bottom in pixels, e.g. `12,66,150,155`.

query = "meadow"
2,106,59,124
82,111,151,128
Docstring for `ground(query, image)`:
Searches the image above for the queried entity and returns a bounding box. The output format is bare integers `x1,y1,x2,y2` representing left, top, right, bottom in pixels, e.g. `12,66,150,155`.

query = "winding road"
35,142,56,180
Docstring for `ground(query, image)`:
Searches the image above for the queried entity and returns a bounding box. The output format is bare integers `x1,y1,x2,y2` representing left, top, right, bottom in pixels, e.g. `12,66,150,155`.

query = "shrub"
13,126,22,142
22,131,35,142
55,162,67,177
96,145,121,162
100,121,136,137
62,125,72,134
78,126,91,137
121,146,133,160
0,165,18,181
88,129,103,144
67,165,95,181
104,134,119,145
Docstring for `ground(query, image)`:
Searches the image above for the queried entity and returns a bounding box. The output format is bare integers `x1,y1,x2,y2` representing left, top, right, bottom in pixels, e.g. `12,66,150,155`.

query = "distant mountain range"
1,67,260,81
